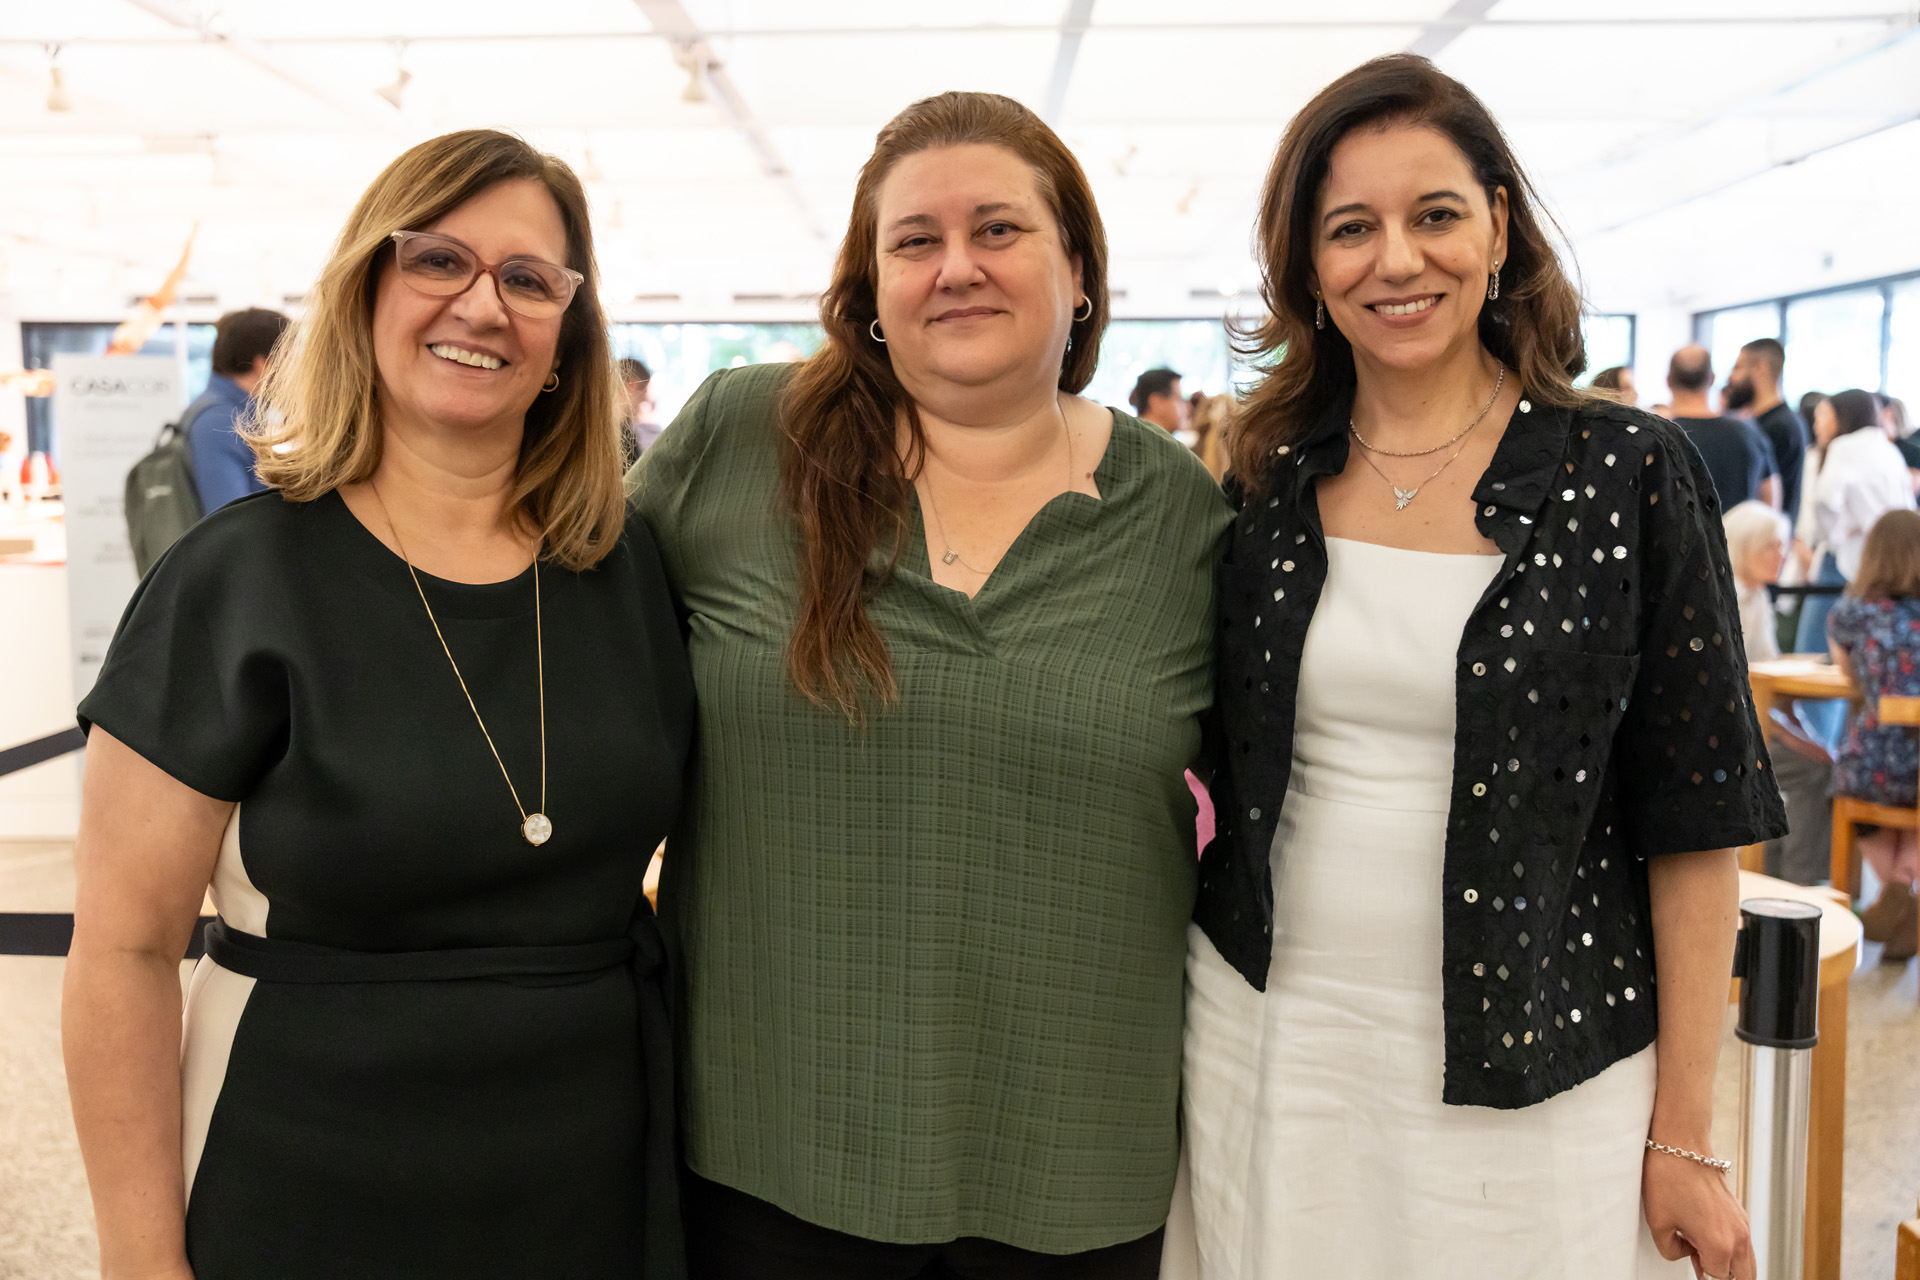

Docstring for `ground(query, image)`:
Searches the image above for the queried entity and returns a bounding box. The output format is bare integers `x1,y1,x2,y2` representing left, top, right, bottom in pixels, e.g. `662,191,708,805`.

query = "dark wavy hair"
780,91,1110,719
1229,55,1588,492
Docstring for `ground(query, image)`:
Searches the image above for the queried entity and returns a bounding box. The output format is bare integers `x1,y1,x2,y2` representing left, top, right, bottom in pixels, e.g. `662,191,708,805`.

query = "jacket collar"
1278,383,1572,551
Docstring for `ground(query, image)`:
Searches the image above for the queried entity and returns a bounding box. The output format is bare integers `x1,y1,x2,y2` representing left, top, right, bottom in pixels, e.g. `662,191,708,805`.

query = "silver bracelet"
1646,1138,1732,1172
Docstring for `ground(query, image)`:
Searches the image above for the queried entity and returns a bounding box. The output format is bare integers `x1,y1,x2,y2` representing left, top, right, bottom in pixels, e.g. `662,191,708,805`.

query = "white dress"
1165,537,1686,1280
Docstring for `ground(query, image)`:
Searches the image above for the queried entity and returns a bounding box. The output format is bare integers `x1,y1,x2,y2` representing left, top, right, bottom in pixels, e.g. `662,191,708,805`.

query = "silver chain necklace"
1349,366,1505,511
920,400,1074,575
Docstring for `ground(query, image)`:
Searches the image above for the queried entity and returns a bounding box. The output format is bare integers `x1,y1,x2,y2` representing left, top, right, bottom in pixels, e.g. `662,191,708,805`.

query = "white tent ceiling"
0,0,1916,323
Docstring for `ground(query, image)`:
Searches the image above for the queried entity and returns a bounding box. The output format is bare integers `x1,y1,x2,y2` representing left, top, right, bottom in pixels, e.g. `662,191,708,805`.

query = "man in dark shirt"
1666,344,1775,509
187,308,290,511
1725,337,1808,524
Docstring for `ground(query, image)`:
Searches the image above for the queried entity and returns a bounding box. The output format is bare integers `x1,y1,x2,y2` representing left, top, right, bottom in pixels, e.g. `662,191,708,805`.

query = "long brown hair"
1229,55,1588,492
248,129,623,571
1849,509,1920,601
782,91,1110,718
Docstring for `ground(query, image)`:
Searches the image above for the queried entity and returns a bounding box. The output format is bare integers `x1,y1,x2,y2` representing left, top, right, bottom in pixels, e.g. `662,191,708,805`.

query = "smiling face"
1311,123,1507,376
370,177,569,442
872,143,1082,404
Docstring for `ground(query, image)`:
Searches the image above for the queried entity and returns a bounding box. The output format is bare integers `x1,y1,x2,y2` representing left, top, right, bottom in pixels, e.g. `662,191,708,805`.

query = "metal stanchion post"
1733,898,1822,1280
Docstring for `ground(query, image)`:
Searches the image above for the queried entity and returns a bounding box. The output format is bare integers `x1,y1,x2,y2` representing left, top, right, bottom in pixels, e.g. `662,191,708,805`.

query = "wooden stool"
1829,694,1920,899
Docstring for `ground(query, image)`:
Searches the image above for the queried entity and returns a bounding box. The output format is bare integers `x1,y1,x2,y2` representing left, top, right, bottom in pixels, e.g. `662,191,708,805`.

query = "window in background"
1082,319,1243,411
610,322,825,428
1886,277,1920,411
1576,314,1635,387
1700,302,1780,389
1783,288,1887,405
20,321,215,459
611,318,1251,433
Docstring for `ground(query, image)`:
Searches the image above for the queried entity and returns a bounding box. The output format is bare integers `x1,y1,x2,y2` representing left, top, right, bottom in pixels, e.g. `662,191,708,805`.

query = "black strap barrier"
0,913,214,959
0,727,85,779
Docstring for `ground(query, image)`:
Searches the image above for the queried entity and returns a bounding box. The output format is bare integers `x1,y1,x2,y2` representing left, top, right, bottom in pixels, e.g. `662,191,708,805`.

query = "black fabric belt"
202,915,686,1278
204,920,636,984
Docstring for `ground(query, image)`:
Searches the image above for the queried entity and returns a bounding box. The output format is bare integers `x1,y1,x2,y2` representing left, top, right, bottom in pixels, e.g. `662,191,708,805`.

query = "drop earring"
1314,296,1325,330
1487,263,1501,302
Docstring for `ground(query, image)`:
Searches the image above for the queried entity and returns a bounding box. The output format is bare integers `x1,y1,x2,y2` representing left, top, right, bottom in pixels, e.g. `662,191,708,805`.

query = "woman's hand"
1643,1146,1755,1280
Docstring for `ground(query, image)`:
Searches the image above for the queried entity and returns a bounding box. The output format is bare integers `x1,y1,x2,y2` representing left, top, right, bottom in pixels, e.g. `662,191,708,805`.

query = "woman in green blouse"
630,91,1230,1279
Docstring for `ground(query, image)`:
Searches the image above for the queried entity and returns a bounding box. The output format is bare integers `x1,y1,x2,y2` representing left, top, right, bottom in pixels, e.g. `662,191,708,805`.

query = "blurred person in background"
1188,391,1235,483
188,307,290,511
618,356,662,468
1794,388,1914,655
1879,394,1920,494
1725,500,1832,885
1130,366,1188,434
1827,508,1920,960
1798,390,1827,429
1724,338,1807,527
62,130,691,1280
1178,53,1775,1280
1588,363,1635,405
1667,344,1777,509
631,90,1228,1279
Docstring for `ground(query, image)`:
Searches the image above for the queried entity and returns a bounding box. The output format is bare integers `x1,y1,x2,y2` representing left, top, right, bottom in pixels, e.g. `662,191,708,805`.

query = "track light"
674,45,708,103
375,42,410,110
376,67,411,110
45,46,71,113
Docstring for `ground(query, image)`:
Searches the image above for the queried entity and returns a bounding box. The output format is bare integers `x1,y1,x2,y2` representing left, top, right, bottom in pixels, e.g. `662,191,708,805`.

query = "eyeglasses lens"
395,235,573,318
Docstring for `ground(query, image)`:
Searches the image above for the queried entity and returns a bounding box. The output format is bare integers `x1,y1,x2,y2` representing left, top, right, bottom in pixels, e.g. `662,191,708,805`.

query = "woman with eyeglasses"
62,130,692,1279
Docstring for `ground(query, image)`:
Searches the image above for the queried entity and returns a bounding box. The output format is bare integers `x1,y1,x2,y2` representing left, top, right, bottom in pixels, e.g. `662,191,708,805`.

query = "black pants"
684,1172,1165,1280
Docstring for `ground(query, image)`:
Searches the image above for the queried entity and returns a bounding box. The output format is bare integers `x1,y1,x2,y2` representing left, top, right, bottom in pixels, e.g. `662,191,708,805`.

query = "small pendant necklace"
1350,366,1505,511
921,400,1074,574
372,486,551,846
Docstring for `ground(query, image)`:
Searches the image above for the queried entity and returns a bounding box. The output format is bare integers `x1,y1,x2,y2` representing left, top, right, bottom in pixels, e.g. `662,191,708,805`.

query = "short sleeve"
1826,595,1864,656
1612,422,1787,857
626,369,728,577
76,508,291,801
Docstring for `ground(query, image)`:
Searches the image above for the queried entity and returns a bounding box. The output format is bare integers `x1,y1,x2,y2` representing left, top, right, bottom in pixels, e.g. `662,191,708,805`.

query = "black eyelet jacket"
1201,390,1788,1109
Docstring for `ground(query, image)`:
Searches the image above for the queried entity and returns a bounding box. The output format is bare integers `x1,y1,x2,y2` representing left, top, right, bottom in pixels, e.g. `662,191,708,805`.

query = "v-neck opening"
906,406,1123,603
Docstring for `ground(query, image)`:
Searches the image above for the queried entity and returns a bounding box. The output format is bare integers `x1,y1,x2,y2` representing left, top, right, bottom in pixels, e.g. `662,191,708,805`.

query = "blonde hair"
1721,501,1789,578
1189,392,1236,483
247,129,623,571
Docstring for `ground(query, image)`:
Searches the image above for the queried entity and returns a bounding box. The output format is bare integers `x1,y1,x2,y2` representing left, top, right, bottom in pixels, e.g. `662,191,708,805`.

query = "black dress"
77,489,694,1278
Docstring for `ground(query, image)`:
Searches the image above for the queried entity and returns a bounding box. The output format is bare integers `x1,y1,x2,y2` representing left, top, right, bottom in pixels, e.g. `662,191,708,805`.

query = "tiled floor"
2,838,1915,1278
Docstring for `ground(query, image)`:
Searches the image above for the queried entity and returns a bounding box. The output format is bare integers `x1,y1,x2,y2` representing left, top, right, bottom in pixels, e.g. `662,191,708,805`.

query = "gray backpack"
124,393,218,577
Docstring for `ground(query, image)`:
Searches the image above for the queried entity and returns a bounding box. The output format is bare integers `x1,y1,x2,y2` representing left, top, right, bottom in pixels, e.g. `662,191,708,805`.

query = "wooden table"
1748,656,1859,710
1732,870,1862,1280
1739,658,1859,874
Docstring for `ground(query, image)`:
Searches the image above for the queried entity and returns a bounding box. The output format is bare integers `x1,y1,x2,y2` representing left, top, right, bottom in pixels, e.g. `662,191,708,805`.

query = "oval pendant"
522,813,553,846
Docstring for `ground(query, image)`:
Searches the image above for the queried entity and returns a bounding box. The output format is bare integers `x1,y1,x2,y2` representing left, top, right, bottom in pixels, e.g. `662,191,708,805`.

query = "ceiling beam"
1043,0,1096,125
1589,17,1919,173
1404,0,1499,59
631,0,824,242
1588,109,1920,237
15,14,1912,46
118,0,408,137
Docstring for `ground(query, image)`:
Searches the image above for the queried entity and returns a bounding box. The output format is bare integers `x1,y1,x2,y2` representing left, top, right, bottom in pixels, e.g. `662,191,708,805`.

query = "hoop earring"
869,318,887,343
1314,296,1325,330
1073,295,1093,323
1487,265,1501,302
541,370,560,393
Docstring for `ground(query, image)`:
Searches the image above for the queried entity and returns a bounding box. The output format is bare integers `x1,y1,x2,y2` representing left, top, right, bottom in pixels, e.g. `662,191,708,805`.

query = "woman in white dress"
1170,56,1785,1280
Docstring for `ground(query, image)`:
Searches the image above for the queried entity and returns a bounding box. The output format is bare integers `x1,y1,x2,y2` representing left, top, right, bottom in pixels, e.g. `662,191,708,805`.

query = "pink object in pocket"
1185,769,1214,856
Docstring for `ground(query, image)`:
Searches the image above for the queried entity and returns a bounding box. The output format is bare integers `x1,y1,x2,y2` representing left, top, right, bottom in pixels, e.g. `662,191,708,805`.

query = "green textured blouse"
630,363,1232,1252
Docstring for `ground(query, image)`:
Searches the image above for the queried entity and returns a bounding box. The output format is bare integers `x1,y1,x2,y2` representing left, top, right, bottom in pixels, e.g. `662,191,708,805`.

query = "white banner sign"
54,354,180,706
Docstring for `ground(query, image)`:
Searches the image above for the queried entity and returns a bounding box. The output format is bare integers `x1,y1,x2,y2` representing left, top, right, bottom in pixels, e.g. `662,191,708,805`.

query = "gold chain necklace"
920,400,1074,575
1349,366,1505,511
371,486,551,846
